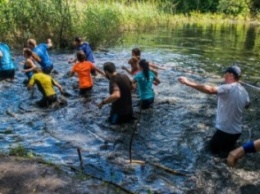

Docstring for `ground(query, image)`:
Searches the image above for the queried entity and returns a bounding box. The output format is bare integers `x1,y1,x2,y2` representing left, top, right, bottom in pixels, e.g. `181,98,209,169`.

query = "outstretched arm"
93,66,106,77
122,66,133,75
178,76,217,94
98,85,120,109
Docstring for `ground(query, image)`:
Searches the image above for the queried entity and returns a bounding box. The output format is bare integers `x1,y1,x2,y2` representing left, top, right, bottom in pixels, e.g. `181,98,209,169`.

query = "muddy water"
1,23,260,193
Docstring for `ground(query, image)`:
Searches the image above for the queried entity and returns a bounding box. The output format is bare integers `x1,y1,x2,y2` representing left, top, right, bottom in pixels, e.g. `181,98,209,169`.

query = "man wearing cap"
178,66,250,155
27,38,53,74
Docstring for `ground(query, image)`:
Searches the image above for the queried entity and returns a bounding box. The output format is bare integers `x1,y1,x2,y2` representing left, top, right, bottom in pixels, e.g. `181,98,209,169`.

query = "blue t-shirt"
0,43,15,71
33,43,52,69
134,71,155,100
78,42,94,63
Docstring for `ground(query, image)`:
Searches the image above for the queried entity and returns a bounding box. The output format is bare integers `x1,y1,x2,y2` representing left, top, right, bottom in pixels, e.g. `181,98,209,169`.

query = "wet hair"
23,48,33,57
103,62,116,73
128,56,139,65
75,37,82,43
132,48,141,57
76,51,86,62
27,39,37,47
32,67,42,73
139,59,150,81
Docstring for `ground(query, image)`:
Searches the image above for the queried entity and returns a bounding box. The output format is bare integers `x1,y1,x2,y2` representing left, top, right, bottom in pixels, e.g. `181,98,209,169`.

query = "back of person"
216,82,250,134
109,73,133,116
79,43,94,63
134,71,155,100
0,43,14,71
72,61,94,89
33,44,52,68
29,72,56,97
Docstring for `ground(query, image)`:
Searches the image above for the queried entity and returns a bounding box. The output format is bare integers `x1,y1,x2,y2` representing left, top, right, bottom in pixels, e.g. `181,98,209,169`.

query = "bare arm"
32,52,41,63
93,66,106,77
178,76,217,94
69,71,75,77
122,66,133,75
0,51,2,58
98,87,121,109
154,76,160,85
23,59,36,72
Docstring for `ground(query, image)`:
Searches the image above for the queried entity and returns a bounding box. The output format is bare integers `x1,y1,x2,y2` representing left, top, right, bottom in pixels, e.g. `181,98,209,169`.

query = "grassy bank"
0,0,259,49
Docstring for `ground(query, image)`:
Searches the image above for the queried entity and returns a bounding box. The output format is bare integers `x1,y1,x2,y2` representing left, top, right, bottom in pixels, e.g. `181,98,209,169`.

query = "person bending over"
69,51,105,96
28,67,63,108
97,62,134,124
132,59,160,109
178,66,250,155
27,38,53,74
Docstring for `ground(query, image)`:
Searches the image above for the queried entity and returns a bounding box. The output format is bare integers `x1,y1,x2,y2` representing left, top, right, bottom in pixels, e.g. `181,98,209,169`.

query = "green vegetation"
9,144,35,158
0,0,259,48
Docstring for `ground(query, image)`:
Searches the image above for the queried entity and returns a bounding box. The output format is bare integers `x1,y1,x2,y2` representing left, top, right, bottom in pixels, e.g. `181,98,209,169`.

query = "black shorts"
42,65,53,74
0,69,15,80
108,113,134,125
79,87,92,96
210,129,241,154
37,94,57,108
140,97,154,109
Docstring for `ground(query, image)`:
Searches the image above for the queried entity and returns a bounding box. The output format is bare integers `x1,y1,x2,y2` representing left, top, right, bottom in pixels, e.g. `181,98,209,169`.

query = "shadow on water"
1,23,260,193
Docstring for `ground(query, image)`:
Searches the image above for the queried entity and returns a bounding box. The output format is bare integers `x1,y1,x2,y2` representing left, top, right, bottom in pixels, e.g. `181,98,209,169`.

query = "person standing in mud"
132,59,160,109
97,62,134,124
27,38,53,74
178,66,250,155
68,37,96,75
69,51,105,96
21,48,36,84
0,42,15,81
28,67,63,108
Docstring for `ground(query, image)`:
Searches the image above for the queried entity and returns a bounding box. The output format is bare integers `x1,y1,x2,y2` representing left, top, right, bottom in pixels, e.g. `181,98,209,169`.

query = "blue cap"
225,66,241,78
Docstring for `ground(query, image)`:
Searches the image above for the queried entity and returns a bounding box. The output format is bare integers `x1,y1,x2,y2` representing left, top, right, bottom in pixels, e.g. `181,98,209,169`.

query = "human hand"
97,101,104,109
178,76,189,85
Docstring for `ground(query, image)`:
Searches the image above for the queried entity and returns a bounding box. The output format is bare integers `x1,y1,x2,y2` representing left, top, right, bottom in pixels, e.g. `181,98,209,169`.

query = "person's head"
128,56,139,66
224,65,241,83
132,48,141,58
32,67,42,74
74,36,83,47
23,48,33,58
27,39,37,49
139,59,150,81
76,51,86,62
103,62,116,79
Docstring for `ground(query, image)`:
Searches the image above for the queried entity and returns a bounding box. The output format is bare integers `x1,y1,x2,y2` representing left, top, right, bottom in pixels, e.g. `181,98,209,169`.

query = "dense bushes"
0,0,259,49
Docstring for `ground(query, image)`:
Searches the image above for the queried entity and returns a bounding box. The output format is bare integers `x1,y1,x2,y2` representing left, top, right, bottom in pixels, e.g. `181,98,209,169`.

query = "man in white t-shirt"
178,66,250,154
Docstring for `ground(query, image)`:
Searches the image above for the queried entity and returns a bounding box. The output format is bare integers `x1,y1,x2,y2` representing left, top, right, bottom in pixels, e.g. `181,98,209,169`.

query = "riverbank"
0,155,128,194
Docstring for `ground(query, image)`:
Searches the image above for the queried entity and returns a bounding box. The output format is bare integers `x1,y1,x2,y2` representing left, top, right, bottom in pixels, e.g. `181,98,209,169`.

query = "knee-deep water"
1,23,260,193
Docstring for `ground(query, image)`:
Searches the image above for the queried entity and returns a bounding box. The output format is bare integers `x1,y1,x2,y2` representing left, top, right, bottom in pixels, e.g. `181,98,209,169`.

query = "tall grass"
0,0,258,49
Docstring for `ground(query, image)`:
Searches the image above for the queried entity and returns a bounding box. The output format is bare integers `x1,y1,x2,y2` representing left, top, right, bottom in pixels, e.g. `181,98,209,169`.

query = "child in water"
22,48,36,84
122,56,139,76
132,59,160,109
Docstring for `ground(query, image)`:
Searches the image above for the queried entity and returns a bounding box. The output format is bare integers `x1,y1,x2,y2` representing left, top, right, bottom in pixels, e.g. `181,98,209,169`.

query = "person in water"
22,48,36,84
132,59,160,109
227,139,260,167
69,51,105,96
0,42,15,81
122,56,139,76
178,66,250,155
97,62,134,124
27,38,53,74
28,67,63,108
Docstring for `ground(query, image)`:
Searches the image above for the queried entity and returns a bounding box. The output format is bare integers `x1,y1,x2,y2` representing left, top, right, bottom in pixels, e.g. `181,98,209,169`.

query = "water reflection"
0,23,260,193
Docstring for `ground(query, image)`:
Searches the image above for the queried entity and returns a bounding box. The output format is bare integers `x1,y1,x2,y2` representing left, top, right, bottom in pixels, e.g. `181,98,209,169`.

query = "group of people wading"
0,37,259,167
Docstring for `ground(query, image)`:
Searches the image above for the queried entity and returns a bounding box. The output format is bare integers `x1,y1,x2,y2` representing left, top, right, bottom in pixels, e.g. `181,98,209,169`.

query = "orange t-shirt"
72,61,94,88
